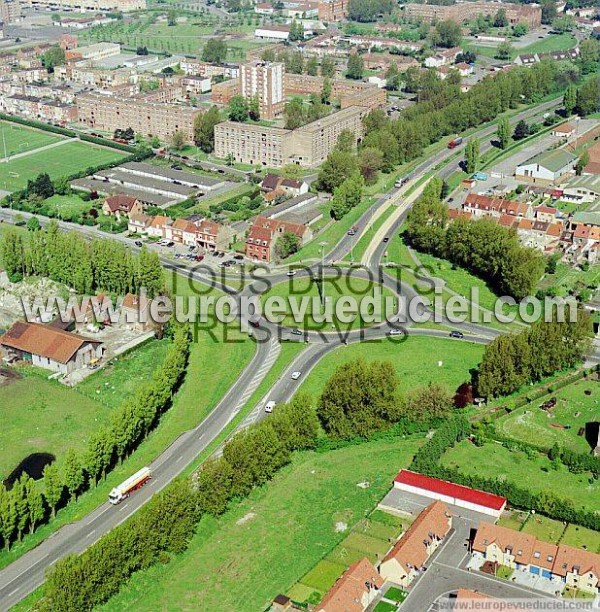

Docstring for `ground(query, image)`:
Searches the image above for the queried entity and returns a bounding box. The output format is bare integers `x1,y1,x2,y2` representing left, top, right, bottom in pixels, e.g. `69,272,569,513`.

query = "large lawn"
497,378,599,454
0,121,65,158
99,437,423,611
0,371,111,480
442,441,599,514
299,335,484,398
260,274,397,331
0,141,128,191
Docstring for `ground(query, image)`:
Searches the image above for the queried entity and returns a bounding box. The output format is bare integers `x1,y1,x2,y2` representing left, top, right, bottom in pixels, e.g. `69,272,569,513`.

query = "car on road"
387,329,404,336
195,254,204,261
134,240,143,247
382,237,389,243
233,254,244,260
171,164,183,170
291,371,302,380
291,328,303,336
449,330,464,339
265,401,276,413
287,269,297,276
166,241,175,247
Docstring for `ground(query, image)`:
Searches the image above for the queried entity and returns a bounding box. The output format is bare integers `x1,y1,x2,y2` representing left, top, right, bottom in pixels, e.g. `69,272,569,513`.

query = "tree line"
405,178,546,300
0,325,190,554
476,313,592,398
41,392,319,611
0,221,164,297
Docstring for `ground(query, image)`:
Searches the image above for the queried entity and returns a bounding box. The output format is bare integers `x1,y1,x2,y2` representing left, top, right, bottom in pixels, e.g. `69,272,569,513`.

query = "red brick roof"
317,557,383,612
394,470,507,511
104,194,139,213
0,321,101,364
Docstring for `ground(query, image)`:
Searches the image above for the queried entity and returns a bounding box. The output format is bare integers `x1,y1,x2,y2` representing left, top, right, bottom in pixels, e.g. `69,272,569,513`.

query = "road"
0,96,589,609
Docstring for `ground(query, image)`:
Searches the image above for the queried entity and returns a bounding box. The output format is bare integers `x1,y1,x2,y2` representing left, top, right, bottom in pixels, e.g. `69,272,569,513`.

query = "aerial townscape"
0,0,598,608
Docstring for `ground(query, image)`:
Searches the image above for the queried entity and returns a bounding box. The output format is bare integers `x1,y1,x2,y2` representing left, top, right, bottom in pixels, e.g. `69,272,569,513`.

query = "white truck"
108,467,152,505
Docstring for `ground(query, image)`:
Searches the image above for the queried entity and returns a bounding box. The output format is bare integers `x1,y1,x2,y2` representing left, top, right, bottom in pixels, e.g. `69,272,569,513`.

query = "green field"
98,436,423,611
520,514,565,544
0,121,65,158
442,441,599,513
561,524,600,553
260,274,397,331
41,194,94,220
0,141,128,192
497,378,599,454
0,371,112,480
299,335,484,399
467,33,577,60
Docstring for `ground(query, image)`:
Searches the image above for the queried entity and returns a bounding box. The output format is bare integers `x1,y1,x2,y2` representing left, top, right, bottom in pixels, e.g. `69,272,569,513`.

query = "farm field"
442,441,599,513
41,194,94,220
98,436,423,612
0,121,65,158
0,141,128,191
299,335,484,399
497,378,599,454
466,33,577,60
260,275,397,331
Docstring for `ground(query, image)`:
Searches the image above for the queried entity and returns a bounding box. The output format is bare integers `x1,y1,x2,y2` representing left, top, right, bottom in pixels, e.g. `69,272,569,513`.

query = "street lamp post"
319,241,327,306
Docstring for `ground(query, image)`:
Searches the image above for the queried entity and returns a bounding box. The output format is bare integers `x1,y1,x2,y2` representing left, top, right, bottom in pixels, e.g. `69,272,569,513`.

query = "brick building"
317,0,348,21
240,60,285,120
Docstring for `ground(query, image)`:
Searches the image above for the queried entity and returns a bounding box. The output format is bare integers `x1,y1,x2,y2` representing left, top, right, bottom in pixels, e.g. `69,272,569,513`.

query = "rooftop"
520,148,577,173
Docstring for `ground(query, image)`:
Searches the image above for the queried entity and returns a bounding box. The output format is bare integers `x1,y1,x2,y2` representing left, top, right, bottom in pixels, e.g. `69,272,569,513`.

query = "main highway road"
0,96,588,609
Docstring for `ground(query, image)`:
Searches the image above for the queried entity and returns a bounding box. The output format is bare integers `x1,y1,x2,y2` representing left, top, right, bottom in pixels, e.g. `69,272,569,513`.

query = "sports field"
0,121,65,158
0,140,128,192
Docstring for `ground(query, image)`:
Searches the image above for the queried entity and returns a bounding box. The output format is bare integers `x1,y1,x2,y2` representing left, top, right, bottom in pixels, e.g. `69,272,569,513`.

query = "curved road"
0,96,588,609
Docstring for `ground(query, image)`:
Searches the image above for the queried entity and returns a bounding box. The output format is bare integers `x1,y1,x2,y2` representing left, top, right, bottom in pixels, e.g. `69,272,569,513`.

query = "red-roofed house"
473,522,600,594
393,470,507,518
246,216,313,263
316,557,383,612
463,194,531,220
379,501,451,587
194,218,233,251
551,123,576,138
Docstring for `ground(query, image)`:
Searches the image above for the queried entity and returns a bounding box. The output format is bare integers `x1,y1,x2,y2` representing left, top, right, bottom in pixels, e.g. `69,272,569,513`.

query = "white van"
265,401,276,413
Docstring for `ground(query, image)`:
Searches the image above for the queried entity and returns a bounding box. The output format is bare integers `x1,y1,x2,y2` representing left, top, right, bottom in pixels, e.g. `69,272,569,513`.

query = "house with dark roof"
260,173,309,199
379,500,452,587
0,321,104,374
102,194,143,221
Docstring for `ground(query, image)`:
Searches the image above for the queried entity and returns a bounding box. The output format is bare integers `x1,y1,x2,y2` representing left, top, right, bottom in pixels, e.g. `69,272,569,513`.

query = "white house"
515,148,577,185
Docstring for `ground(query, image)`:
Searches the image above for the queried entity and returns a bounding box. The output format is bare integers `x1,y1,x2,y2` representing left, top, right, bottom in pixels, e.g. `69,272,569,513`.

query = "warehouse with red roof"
393,470,507,518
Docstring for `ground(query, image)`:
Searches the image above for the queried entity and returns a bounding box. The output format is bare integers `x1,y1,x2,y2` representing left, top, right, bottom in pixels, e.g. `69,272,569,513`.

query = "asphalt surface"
0,96,591,609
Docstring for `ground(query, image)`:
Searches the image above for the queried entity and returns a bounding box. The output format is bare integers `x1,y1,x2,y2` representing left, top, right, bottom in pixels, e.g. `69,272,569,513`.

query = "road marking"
87,506,109,524
118,503,129,512
198,433,205,441
8,588,20,597
86,530,96,538
176,455,184,463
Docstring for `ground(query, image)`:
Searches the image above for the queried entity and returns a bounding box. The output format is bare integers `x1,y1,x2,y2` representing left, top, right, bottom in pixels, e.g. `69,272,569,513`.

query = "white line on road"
8,588,20,597
86,530,96,538
118,503,129,512
176,456,184,463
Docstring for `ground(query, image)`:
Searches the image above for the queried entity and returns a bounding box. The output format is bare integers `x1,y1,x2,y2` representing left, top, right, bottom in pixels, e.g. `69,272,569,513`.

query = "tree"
27,216,41,232
321,77,332,104
42,45,65,72
579,38,599,75
493,8,508,27
0,228,25,282
551,14,575,33
575,78,600,116
456,50,476,64
248,95,260,121
575,150,589,176
275,231,301,259
318,358,401,439
348,0,394,22
335,129,355,153
306,57,319,76
358,147,384,184
403,383,454,420
496,116,511,149
321,55,336,78
228,95,249,122
201,38,228,64
330,172,364,219
85,428,114,486
512,22,528,37
25,477,44,535
167,9,177,26
563,84,577,116
284,97,306,130
171,130,187,151
193,105,220,153
317,150,359,193
289,19,304,41
540,0,557,24
195,458,233,516
464,138,479,174
495,41,512,60
54,175,71,196
432,20,462,48
346,53,364,80
0,486,16,550
13,475,29,542
43,463,63,519
385,62,401,91
513,119,530,140
64,449,84,502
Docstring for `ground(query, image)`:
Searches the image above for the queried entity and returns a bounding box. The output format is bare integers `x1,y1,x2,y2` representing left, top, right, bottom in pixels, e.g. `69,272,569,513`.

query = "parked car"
291,328,303,336
382,237,389,243
449,330,464,339
233,254,244,260
291,371,302,380
287,269,297,276
195,254,204,261
134,240,143,247
171,164,182,170
265,401,276,413
387,329,404,336
166,241,175,247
